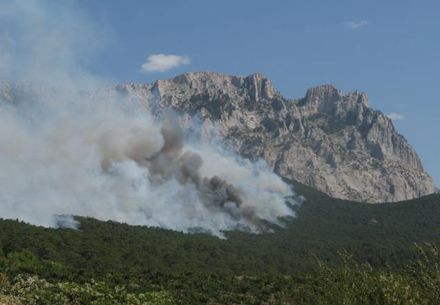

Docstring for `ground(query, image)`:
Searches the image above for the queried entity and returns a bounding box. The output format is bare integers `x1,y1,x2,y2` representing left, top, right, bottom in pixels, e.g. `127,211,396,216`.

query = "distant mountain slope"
116,72,436,203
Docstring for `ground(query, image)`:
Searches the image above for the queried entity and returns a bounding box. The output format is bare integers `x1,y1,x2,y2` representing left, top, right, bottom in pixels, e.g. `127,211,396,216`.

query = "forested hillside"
1,181,440,304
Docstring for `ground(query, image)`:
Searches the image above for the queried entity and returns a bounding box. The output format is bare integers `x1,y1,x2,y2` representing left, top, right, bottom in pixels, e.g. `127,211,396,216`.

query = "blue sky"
57,0,440,185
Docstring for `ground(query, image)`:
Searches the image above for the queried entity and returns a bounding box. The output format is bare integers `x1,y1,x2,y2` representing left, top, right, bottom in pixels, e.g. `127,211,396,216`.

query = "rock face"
117,72,436,203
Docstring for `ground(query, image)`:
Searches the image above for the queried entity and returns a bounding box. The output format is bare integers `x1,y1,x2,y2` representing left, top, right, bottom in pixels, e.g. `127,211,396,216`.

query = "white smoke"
0,0,298,237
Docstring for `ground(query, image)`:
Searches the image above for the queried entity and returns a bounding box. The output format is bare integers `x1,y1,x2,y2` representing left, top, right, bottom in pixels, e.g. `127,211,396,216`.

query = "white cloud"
387,112,405,121
344,20,368,30
141,54,190,73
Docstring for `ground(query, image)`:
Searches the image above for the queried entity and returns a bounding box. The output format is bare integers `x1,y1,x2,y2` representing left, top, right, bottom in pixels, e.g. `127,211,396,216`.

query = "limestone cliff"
117,72,436,203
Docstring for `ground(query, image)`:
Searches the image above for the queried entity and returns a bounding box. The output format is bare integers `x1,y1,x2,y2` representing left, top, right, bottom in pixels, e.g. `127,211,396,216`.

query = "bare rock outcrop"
117,72,436,203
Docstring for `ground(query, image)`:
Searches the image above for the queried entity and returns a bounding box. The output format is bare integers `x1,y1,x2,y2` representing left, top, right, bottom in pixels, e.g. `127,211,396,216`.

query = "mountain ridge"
116,72,436,203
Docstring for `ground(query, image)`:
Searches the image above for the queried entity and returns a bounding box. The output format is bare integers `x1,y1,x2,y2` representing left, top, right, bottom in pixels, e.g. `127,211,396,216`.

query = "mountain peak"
305,84,341,101
302,84,369,110
149,72,279,102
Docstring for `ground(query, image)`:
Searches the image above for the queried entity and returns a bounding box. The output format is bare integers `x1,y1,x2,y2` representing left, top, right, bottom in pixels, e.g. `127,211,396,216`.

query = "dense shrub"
1,245,440,304
0,274,174,305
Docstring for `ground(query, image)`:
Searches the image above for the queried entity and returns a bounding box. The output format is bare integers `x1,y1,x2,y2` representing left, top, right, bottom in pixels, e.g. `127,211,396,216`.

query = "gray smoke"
101,113,269,231
0,0,298,237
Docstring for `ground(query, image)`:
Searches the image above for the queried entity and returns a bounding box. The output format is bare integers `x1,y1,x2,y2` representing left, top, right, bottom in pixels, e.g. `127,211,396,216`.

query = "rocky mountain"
117,72,436,203
0,73,435,203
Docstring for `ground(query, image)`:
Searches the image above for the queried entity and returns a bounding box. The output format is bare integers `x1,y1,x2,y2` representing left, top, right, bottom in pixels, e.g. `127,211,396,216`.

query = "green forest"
1,181,440,304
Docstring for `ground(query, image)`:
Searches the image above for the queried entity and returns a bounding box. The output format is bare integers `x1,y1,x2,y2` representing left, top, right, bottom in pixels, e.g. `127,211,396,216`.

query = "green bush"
1,250,42,274
0,273,175,305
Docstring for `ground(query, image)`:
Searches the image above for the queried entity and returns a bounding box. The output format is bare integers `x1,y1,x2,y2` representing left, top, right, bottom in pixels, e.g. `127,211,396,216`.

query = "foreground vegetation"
0,273,174,305
1,181,439,304
1,244,440,304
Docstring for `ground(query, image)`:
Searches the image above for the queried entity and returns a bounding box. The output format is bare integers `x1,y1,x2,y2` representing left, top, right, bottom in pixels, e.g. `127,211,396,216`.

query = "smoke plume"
0,0,298,237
